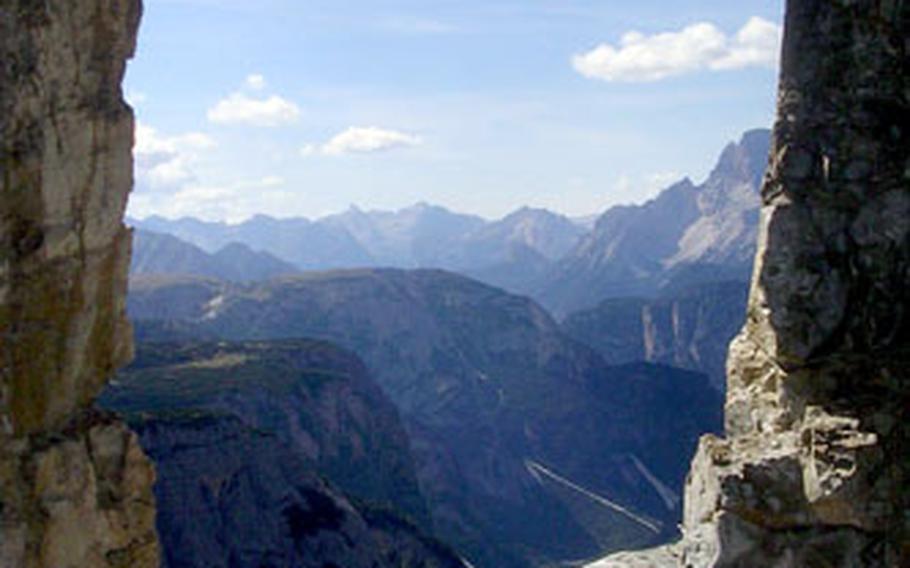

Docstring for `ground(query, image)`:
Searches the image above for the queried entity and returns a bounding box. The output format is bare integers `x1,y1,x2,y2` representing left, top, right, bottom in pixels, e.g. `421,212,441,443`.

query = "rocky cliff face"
99,340,464,568
592,1,909,566
563,281,749,392
0,1,159,566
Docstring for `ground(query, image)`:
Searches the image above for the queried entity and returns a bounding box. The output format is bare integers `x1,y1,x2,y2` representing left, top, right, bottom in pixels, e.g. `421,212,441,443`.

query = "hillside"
127,269,723,566
99,339,462,568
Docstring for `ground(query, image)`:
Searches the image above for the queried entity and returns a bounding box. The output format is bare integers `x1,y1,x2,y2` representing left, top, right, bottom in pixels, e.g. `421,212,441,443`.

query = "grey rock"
590,1,909,566
100,340,464,568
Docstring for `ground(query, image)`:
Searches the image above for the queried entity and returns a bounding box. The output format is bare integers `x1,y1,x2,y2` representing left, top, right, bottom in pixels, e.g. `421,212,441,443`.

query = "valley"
114,129,768,566
122,267,723,566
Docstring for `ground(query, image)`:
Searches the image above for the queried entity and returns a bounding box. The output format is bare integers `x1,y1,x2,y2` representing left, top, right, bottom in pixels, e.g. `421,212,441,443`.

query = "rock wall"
591,1,908,566
0,1,159,566
132,413,465,568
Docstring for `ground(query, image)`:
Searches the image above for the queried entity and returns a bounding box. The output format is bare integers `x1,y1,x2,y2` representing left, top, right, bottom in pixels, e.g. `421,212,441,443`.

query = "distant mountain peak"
538,128,771,314
708,128,771,187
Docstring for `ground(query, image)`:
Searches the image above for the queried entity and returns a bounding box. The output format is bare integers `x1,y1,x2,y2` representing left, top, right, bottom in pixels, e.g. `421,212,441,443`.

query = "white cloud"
710,17,781,70
609,171,684,204
134,122,216,190
573,17,781,82
208,92,301,127
303,126,422,156
130,119,290,221
245,74,267,91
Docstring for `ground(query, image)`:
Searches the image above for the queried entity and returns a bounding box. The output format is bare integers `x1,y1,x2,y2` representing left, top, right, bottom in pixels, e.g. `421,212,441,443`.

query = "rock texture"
133,414,464,568
0,1,158,566
591,1,909,566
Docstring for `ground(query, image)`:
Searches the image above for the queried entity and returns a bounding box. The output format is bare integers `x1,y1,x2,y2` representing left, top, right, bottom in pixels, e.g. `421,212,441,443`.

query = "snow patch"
202,294,226,320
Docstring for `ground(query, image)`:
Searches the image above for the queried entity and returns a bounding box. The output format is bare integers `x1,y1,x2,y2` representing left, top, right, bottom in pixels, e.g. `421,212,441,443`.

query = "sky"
126,0,785,223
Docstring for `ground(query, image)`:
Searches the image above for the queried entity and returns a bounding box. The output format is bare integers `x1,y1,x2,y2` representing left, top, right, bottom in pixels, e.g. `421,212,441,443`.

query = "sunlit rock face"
591,1,909,566
0,1,159,566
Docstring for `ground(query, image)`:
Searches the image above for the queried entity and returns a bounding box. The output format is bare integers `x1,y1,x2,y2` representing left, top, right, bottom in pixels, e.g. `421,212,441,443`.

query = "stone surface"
590,1,909,566
0,411,159,568
0,1,159,566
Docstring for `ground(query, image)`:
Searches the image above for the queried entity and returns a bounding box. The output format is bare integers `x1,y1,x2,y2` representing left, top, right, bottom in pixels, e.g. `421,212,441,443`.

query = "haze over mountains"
131,230,301,282
132,203,585,284
131,129,769,314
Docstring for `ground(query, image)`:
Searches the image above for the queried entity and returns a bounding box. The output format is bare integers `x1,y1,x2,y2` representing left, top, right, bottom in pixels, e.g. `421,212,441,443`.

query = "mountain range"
131,204,584,280
535,129,769,314
115,128,772,565
131,229,300,282
130,129,769,315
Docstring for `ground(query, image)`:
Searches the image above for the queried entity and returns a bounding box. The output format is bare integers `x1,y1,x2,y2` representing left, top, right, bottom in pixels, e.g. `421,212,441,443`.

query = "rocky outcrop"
132,413,463,568
99,340,464,568
0,1,158,566
100,340,431,526
563,281,749,391
591,1,909,566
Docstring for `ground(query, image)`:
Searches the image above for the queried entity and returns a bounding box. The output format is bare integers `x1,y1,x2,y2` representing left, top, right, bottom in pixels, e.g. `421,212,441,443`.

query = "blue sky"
127,0,784,222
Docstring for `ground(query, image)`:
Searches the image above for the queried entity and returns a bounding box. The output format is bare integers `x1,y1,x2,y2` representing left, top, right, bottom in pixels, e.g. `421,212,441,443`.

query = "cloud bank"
573,17,781,82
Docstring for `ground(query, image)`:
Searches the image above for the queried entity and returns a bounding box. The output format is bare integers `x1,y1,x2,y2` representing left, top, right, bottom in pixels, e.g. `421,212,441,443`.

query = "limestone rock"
590,1,908,566
0,411,158,568
0,1,159,566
